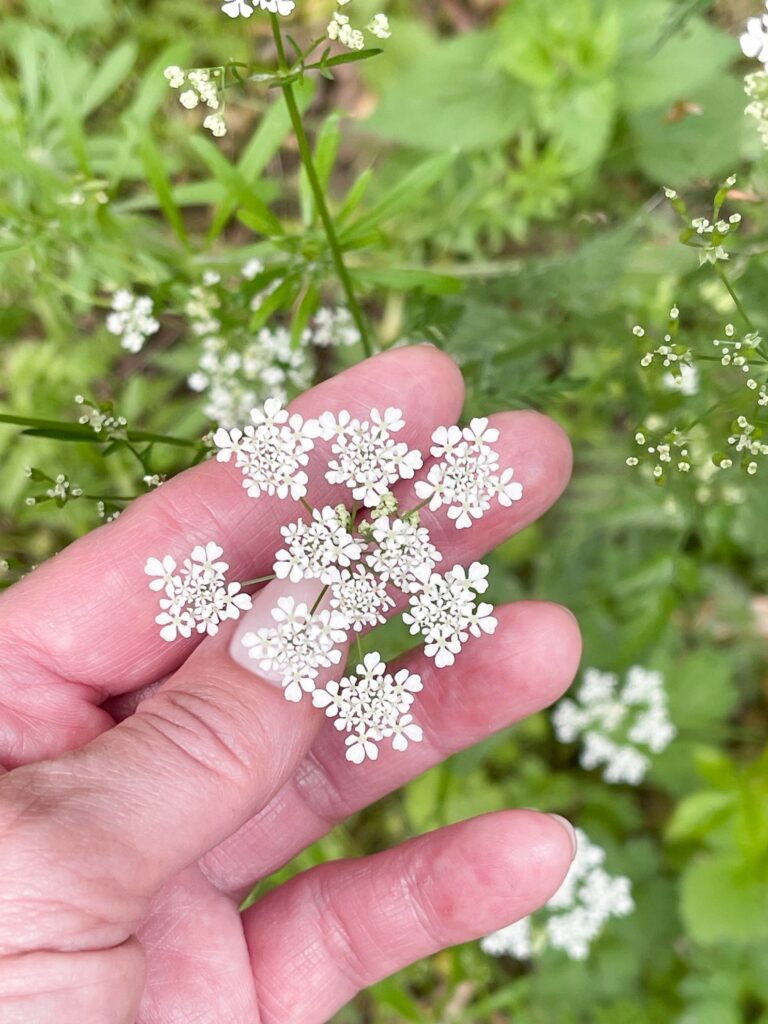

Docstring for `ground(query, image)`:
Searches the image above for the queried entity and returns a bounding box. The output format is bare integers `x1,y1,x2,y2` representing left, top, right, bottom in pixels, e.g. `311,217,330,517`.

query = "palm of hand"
0,349,579,1023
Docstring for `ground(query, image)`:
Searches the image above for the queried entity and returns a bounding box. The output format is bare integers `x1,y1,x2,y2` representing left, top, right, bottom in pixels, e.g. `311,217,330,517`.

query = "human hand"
0,347,581,1023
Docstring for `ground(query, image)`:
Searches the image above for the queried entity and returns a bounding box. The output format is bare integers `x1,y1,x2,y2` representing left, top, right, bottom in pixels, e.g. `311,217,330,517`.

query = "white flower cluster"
145,543,252,641
481,830,634,961
164,66,226,137
313,652,422,763
634,308,698,397
713,324,768,407
415,419,524,528
106,289,159,353
326,4,390,50
727,415,768,475
403,563,496,668
213,398,320,501
74,395,128,437
221,0,295,17
202,400,522,762
626,427,692,478
185,267,360,428
690,210,742,266
552,667,676,785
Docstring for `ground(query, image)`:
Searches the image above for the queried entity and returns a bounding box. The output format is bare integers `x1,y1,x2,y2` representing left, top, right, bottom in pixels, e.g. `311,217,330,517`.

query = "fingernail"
229,577,331,686
556,603,579,626
547,814,578,859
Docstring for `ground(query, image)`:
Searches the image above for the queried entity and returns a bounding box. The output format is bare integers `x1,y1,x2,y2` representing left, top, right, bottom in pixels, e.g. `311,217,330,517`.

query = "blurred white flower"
367,13,391,38
106,289,159,353
741,8,768,65
552,666,676,785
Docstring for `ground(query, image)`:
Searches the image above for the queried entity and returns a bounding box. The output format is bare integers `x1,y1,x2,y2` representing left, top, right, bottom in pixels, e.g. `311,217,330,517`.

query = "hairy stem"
270,14,373,358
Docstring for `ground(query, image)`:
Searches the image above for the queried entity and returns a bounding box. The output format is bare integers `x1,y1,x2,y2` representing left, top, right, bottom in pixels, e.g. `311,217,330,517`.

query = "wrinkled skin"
0,348,581,1023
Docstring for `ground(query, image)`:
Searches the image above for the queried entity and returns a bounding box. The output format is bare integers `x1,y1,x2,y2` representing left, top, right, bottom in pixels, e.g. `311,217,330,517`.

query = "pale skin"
0,347,581,1023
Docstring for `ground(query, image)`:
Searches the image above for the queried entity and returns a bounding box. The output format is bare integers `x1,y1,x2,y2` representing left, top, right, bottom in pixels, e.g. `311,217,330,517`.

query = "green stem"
239,573,277,586
299,496,314,515
309,583,329,616
399,494,432,518
270,14,373,358
715,264,757,334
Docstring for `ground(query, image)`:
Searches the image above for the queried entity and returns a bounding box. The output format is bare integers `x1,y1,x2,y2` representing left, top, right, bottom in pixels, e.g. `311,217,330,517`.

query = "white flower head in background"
552,666,677,785
481,830,634,961
741,5,768,66
148,401,523,763
222,0,295,17
106,289,160,353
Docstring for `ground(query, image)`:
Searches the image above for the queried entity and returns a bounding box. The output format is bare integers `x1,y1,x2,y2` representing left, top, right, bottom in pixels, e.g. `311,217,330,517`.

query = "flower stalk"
269,14,373,358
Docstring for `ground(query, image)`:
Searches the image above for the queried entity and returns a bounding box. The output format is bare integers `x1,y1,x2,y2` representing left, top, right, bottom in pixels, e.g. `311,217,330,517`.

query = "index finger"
0,347,464,763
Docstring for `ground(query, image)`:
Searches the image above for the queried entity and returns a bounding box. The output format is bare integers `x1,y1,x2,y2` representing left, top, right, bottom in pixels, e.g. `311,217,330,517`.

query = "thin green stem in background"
270,14,373,358
715,263,757,335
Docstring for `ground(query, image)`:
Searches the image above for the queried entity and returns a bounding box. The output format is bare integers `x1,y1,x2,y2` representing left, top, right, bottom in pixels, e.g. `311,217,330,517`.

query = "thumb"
0,577,341,956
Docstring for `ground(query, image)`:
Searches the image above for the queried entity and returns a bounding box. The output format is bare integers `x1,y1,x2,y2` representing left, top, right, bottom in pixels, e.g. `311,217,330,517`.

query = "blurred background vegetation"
2,0,768,1020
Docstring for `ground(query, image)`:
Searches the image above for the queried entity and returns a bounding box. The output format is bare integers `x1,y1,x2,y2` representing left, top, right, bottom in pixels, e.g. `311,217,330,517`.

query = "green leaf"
547,78,617,174
617,8,736,113
628,75,746,185
315,48,383,68
80,41,137,117
188,135,283,237
138,134,189,246
365,31,529,152
350,266,462,294
666,790,736,843
209,81,314,240
340,150,458,245
681,857,768,945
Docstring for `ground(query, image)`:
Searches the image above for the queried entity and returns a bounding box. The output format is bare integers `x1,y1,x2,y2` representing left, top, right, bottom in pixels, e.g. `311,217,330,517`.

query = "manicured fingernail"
548,814,578,859
229,577,330,686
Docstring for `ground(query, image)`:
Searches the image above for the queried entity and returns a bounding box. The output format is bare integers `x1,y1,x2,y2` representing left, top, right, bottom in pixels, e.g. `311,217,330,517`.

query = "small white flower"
320,407,423,507
243,596,348,702
741,12,768,65
213,398,321,501
164,65,185,88
221,0,253,16
366,515,442,593
415,418,522,529
179,89,200,109
403,562,497,668
552,666,676,785
326,563,395,631
312,652,423,761
304,306,360,348
367,13,391,38
145,543,252,641
106,290,160,353
203,112,227,137
273,506,362,582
